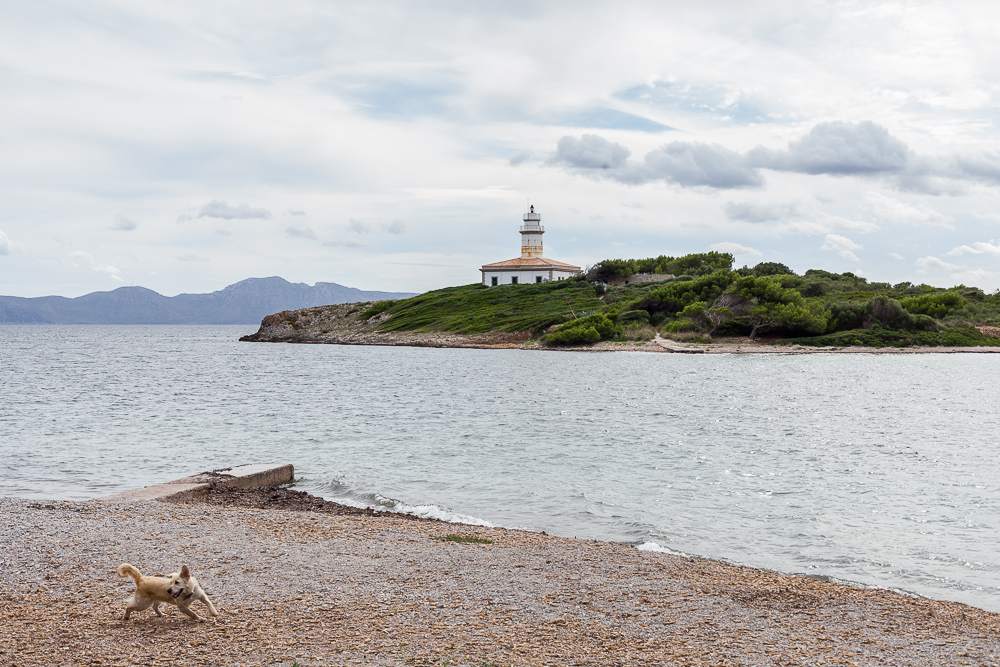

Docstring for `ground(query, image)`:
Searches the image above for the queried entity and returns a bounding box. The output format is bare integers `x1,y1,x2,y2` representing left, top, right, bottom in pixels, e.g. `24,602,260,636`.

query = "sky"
4,0,1000,297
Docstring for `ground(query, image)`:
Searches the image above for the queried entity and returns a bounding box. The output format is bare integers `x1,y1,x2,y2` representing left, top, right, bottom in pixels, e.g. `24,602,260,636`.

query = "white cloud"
322,240,368,248
348,219,407,235
197,201,272,220
863,192,954,229
69,251,123,281
710,241,762,257
0,229,13,255
286,226,318,240
822,234,863,251
509,151,531,166
915,256,997,284
725,201,798,222
110,215,138,231
947,240,1000,256
839,250,860,262
889,252,905,260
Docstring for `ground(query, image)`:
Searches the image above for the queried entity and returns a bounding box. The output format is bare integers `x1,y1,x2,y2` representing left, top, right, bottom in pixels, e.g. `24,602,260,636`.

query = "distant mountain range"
0,277,418,324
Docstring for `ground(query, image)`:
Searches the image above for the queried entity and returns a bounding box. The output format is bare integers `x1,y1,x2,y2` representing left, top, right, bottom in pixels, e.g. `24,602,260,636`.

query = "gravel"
4,492,1000,666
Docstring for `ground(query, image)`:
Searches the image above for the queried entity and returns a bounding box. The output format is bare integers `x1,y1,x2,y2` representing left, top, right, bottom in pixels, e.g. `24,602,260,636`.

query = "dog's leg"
199,593,220,617
177,604,205,622
152,602,164,617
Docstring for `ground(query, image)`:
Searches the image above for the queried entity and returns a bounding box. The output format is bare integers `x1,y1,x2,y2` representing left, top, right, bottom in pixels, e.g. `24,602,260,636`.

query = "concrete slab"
95,463,294,502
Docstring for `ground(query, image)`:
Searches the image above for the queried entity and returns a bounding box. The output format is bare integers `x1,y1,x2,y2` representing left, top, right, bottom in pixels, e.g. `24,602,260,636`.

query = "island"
241,252,1000,352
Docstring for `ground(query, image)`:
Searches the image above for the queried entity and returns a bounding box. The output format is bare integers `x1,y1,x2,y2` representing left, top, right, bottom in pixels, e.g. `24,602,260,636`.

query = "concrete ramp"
95,463,294,502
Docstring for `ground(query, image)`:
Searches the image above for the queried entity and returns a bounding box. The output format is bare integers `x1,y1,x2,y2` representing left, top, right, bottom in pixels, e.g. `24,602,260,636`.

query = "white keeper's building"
480,206,582,286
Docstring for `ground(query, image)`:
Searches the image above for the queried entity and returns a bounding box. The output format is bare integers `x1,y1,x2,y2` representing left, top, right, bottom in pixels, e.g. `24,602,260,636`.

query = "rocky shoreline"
238,303,1000,354
4,487,1000,666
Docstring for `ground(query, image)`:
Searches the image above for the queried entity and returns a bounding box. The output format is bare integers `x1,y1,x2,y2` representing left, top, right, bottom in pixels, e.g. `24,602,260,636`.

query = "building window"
491,276,498,286
535,276,542,283
511,276,518,284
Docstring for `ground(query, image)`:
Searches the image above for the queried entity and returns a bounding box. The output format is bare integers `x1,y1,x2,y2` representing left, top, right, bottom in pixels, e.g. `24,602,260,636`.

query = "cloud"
286,226,318,240
725,201,798,222
889,252,905,260
838,250,860,262
383,220,407,235
710,241,762,257
111,215,138,231
862,192,953,229
549,135,763,189
197,200,272,220
549,134,630,170
913,256,997,283
176,254,209,262
322,240,368,248
69,251,123,281
509,151,531,167
287,210,306,217
749,121,910,175
0,229,13,256
641,142,764,188
947,240,1000,257
821,234,863,251
348,218,407,235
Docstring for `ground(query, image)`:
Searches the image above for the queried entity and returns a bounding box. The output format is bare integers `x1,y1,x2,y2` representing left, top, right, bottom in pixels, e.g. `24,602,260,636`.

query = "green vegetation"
356,254,1000,348
363,280,601,335
433,534,494,544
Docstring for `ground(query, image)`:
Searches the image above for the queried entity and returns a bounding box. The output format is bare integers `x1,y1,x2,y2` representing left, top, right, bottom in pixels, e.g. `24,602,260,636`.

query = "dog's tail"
117,563,142,583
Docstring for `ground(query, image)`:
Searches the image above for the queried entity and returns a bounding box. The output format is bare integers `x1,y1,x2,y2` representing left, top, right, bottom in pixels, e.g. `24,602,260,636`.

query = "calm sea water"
2,325,999,611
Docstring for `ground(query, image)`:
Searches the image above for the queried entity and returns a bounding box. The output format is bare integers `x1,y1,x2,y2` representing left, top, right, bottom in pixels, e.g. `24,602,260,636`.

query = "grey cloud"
111,215,138,231
549,134,631,170
0,229,12,255
748,121,910,175
384,220,407,235
955,152,1000,186
641,142,763,188
725,201,798,222
176,254,209,262
509,151,532,167
286,226,318,240
348,218,373,234
287,210,306,216
549,135,762,189
198,200,272,220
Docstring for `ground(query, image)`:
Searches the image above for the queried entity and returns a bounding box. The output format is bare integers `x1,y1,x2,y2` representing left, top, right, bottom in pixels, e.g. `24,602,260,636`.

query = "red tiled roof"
480,257,582,271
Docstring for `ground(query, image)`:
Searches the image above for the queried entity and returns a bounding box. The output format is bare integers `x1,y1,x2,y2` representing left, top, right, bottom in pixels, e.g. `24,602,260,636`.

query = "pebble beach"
4,490,1000,667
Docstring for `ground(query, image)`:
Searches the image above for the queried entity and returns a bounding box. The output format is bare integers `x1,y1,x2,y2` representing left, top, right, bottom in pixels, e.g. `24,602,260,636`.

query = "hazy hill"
0,277,417,324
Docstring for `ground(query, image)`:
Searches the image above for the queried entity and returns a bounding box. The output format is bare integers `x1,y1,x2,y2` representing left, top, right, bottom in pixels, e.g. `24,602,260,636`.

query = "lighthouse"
520,205,544,258
480,205,582,286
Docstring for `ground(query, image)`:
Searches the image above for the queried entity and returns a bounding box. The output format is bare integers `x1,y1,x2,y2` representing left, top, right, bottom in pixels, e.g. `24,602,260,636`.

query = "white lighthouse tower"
480,205,582,286
520,205,544,258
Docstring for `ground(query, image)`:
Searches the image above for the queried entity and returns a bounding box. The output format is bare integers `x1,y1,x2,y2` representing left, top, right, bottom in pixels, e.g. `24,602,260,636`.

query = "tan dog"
118,563,219,622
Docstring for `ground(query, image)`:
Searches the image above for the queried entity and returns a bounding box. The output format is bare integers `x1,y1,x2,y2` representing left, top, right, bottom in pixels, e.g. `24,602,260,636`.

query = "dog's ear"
180,565,191,580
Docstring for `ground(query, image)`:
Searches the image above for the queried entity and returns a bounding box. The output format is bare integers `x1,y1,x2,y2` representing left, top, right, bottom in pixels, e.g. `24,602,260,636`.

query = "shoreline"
5,487,1000,666
238,302,1000,354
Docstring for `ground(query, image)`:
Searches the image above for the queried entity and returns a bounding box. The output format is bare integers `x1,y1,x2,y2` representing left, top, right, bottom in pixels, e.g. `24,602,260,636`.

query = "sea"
2,325,999,611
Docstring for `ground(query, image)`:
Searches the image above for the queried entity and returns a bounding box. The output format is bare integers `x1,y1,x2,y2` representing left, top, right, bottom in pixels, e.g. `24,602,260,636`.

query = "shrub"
900,291,966,318
545,313,619,345
546,325,601,345
618,309,651,326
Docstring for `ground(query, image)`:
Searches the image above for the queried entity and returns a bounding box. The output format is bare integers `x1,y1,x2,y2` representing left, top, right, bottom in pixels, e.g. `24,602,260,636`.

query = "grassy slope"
347,269,1000,347
372,281,602,335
